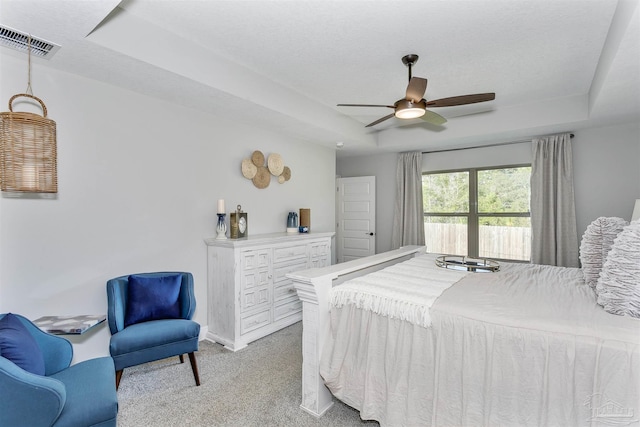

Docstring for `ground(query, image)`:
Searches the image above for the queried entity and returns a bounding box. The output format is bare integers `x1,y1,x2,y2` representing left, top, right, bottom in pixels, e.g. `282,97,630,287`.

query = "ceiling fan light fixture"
394,99,426,119
395,107,425,119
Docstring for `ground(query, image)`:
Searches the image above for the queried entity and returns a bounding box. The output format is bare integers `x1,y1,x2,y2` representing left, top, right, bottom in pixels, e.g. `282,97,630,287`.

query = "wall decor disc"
241,158,257,179
267,153,284,176
252,166,270,189
282,166,291,181
251,150,265,167
278,174,285,184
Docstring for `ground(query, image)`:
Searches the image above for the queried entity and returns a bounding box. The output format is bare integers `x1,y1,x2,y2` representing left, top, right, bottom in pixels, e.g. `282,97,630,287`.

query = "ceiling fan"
338,54,495,128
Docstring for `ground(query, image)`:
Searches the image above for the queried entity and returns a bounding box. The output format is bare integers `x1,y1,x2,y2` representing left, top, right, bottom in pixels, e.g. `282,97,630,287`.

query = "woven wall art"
241,150,291,189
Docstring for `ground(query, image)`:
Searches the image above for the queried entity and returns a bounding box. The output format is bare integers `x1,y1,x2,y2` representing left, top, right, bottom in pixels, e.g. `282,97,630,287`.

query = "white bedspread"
320,257,640,427
330,254,468,328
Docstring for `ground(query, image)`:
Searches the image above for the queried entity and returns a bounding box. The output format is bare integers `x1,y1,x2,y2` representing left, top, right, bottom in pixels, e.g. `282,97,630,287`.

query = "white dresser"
204,232,334,351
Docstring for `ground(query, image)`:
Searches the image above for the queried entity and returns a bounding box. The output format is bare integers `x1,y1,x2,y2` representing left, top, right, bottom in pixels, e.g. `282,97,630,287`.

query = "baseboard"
198,325,209,341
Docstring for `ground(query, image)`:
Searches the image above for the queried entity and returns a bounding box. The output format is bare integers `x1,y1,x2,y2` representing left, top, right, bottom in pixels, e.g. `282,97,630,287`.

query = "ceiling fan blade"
420,109,447,126
337,104,395,108
426,93,495,107
405,77,427,102
365,113,395,128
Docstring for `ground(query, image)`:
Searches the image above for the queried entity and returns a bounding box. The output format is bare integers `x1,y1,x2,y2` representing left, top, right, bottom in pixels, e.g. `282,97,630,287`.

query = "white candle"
217,199,225,214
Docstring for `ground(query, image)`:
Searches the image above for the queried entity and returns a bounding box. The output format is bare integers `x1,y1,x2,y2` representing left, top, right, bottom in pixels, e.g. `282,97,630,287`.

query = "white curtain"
530,133,579,267
391,152,426,249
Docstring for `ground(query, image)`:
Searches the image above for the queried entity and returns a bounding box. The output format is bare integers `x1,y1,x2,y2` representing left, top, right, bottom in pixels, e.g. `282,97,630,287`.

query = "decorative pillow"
125,274,182,327
0,313,45,375
596,221,640,318
579,216,628,290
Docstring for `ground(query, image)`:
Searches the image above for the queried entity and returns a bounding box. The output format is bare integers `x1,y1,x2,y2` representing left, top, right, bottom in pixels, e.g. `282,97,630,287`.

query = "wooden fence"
424,223,531,261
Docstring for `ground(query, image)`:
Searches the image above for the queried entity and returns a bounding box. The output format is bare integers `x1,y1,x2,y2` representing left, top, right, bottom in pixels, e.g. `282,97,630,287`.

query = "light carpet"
116,321,379,426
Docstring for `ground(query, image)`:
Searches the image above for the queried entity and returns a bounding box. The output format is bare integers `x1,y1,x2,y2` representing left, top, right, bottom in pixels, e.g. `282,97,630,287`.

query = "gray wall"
336,153,397,253
338,122,640,253
572,122,640,234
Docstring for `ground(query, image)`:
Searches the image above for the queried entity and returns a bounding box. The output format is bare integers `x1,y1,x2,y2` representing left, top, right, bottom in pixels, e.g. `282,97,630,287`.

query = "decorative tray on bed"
435,255,500,272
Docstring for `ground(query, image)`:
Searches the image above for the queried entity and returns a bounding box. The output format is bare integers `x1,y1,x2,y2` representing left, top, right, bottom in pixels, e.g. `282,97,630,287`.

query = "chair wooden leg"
188,352,201,386
179,354,185,364
115,369,123,390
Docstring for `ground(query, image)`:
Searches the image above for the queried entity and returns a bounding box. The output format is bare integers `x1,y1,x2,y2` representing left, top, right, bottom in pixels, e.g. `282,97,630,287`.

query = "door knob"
367,232,374,236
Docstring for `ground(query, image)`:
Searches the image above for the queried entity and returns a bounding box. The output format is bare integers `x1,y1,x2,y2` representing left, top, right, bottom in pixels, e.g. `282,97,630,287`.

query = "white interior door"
336,176,376,263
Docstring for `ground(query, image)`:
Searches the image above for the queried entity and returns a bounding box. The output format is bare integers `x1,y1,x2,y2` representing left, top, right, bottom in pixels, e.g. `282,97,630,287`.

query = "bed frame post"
290,273,335,417
289,245,425,418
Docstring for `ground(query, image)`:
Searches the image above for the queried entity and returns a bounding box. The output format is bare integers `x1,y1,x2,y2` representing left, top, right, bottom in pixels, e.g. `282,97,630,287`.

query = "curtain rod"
422,133,574,154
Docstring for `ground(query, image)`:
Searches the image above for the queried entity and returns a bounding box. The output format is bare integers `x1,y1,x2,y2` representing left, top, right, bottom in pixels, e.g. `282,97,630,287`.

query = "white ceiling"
1,0,638,156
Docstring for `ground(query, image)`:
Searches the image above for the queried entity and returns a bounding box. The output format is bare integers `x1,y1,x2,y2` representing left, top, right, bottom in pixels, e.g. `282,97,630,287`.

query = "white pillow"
596,220,640,318
579,216,628,290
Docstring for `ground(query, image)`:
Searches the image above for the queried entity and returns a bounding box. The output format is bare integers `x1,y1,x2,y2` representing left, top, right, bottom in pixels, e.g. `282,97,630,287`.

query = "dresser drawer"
273,244,307,264
241,249,270,271
241,268,270,291
241,286,270,313
241,308,270,334
309,255,329,268
272,260,308,284
274,281,298,303
309,242,330,258
274,299,302,321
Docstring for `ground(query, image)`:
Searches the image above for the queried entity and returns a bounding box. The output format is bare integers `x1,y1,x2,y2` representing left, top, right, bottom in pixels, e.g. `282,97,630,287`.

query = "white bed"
288,247,640,427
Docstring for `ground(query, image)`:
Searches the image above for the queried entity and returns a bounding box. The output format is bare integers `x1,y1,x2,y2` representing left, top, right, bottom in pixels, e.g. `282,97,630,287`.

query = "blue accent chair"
0,313,118,427
106,272,201,389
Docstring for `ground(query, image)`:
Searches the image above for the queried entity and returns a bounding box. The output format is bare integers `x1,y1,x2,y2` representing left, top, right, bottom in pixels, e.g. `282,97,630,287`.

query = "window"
422,165,531,261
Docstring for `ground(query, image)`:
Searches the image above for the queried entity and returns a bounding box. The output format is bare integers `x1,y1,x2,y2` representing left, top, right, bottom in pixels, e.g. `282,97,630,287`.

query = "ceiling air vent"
0,25,60,59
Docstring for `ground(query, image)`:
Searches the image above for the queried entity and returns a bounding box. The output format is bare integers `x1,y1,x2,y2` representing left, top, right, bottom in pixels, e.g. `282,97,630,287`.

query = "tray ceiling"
1,0,638,155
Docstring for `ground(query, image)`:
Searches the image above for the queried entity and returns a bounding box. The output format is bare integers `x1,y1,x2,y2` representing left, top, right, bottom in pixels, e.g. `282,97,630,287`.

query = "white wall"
0,53,336,362
338,123,640,252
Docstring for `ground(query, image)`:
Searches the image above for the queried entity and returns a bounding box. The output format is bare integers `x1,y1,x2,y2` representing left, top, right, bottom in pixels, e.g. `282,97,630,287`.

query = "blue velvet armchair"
106,271,200,389
0,313,118,427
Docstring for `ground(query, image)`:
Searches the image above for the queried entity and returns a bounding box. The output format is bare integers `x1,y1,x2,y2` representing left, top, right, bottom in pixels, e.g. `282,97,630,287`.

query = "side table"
33,314,107,335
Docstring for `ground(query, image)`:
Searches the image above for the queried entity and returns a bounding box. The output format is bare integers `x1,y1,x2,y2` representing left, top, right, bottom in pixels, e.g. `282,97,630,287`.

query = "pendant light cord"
25,34,33,95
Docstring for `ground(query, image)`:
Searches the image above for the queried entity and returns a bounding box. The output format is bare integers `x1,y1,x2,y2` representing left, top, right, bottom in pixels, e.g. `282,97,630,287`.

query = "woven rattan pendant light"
0,35,57,193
